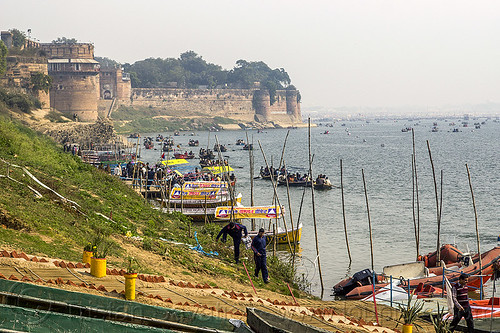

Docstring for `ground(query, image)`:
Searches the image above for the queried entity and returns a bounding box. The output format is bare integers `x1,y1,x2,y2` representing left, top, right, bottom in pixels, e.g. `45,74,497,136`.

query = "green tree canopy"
121,51,293,96
30,72,52,94
0,41,7,76
52,37,78,44
9,29,26,48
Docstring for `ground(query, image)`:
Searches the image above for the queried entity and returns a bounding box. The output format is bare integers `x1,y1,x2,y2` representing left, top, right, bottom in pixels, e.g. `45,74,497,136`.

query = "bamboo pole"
204,194,208,225
411,155,419,259
361,169,374,271
426,140,441,264
340,159,352,263
257,140,294,254
293,186,307,267
466,164,482,279
283,161,296,267
273,223,276,257
412,129,420,258
246,131,255,230
307,118,324,297
214,135,235,222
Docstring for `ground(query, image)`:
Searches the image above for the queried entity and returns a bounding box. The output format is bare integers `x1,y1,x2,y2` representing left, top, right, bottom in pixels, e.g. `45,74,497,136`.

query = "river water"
135,118,500,299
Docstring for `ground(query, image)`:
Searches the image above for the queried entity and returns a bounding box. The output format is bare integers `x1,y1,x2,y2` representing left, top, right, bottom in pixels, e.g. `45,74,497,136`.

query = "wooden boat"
243,144,253,150
278,179,312,187
160,192,242,221
199,149,215,160
248,222,302,245
174,152,195,159
313,183,336,190
246,307,330,333
213,144,227,153
188,139,199,147
339,246,500,300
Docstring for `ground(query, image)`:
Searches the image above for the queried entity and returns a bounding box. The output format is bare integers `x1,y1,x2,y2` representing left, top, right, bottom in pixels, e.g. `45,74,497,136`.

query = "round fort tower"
42,43,99,122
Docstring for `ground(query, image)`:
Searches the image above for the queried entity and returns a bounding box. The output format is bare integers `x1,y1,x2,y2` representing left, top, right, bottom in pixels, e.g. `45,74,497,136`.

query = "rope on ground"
209,293,245,313
259,304,347,332
66,267,89,286
26,267,45,283
116,277,201,305
191,232,218,257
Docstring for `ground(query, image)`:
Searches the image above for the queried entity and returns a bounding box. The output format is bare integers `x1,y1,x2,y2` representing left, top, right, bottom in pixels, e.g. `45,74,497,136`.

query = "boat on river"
188,139,199,147
246,307,330,333
213,144,227,153
248,222,302,245
173,151,195,159
333,246,500,299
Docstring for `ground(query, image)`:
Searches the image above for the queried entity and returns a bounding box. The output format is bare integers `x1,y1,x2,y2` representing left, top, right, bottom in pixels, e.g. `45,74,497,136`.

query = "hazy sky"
2,0,500,109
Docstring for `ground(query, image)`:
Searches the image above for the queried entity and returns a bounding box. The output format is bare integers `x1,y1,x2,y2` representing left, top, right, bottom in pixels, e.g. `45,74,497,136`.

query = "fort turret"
253,89,270,121
41,43,99,122
286,89,301,121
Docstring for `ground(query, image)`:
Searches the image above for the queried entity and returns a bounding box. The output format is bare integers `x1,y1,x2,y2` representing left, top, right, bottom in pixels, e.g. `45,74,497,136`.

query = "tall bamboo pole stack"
307,118,324,297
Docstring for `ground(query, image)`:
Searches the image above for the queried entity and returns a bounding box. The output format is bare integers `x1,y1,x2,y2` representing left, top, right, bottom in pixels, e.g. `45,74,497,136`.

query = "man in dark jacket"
251,228,268,283
450,273,474,332
216,221,248,264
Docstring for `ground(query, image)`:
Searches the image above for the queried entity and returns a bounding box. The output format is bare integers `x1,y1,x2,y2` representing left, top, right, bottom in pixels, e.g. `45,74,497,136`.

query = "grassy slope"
0,113,302,296
111,105,237,134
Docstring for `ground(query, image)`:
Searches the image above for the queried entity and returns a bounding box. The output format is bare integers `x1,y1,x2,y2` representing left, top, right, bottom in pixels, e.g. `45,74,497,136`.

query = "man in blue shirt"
216,221,248,264
251,228,269,283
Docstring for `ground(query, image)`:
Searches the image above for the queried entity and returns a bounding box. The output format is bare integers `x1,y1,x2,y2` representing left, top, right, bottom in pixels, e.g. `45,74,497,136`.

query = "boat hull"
343,247,500,299
246,307,331,333
248,223,302,244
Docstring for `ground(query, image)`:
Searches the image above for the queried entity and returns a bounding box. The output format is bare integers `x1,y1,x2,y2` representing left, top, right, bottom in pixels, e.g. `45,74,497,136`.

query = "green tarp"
0,278,235,331
0,304,174,333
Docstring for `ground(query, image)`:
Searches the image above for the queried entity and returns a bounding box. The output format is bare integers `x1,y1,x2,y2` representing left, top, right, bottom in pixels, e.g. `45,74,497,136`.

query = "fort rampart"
126,88,301,124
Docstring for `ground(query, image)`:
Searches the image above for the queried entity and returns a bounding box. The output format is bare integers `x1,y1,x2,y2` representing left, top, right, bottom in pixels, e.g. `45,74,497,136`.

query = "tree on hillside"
30,72,52,94
0,41,7,76
52,37,78,44
9,29,26,48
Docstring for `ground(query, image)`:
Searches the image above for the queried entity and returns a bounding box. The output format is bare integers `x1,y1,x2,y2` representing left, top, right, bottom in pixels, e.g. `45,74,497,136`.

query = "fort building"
126,87,301,124
41,43,100,122
99,67,131,101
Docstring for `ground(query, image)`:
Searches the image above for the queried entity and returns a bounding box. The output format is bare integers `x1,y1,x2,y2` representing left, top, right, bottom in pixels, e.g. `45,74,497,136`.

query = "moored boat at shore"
246,307,330,333
333,246,500,300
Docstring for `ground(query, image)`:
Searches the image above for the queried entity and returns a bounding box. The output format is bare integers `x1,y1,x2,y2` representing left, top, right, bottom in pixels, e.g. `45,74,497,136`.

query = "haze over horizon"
2,0,499,113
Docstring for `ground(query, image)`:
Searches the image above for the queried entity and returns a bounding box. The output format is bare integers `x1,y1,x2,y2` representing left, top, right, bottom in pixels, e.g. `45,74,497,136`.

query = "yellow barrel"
90,257,106,278
402,324,413,333
82,251,92,264
124,273,137,300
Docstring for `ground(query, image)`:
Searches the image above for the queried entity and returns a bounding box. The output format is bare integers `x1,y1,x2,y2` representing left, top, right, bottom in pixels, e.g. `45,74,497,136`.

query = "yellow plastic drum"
124,273,137,300
90,257,106,278
82,251,92,264
402,324,413,333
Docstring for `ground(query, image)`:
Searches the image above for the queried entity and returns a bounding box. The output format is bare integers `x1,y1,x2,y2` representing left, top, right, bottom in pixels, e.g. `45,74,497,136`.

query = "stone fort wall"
126,88,301,124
